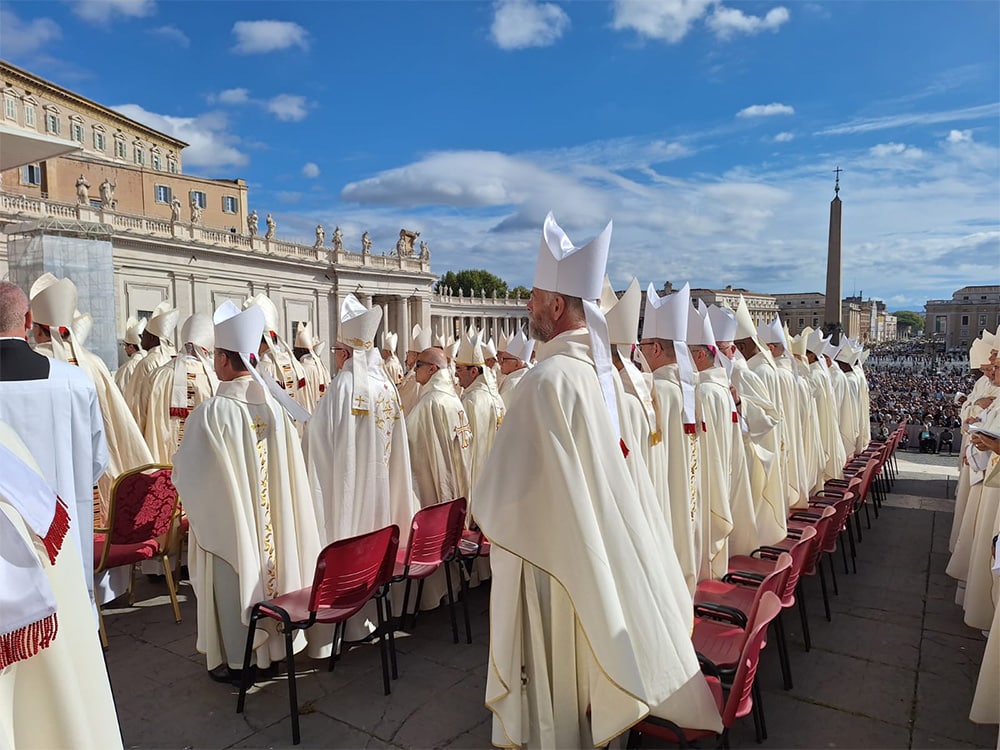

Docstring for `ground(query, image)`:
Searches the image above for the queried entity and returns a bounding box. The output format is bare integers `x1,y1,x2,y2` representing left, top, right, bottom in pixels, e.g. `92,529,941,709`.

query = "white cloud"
231,20,309,54
0,9,61,56
817,103,1000,136
72,0,155,24
302,162,321,179
869,142,924,159
111,104,249,170
773,131,795,143
214,88,251,105
148,25,190,47
947,129,973,144
490,0,569,50
737,102,795,118
266,94,309,122
611,0,713,44
707,5,789,39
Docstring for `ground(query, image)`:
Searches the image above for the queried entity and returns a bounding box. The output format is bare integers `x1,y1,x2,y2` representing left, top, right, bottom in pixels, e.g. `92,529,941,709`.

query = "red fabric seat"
237,524,400,746
103,540,161,568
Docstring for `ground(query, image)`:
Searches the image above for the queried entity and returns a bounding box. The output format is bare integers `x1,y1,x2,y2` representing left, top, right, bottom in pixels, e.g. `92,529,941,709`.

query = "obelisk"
823,168,843,343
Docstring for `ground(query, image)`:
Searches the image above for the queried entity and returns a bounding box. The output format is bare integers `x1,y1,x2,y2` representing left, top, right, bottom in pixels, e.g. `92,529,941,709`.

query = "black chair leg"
828,552,839,596
328,621,344,672
384,594,398,680
753,680,768,741
774,613,793,690
375,593,391,696
797,583,811,652
840,531,850,575
750,685,763,744
400,579,413,629
855,506,864,542
818,559,832,622
864,501,871,530
412,579,426,629
444,563,460,644
626,729,642,749
236,607,260,713
459,562,472,644
286,629,300,745
846,521,858,573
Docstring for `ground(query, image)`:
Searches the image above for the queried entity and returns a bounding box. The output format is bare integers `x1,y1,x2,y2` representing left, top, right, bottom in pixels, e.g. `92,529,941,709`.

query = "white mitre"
757,316,789,350
505,326,535,363
790,329,810,360
686,299,715,348
482,338,498,361
380,331,398,353
533,211,619,440
602,277,658,440
858,349,870,367
339,294,383,416
29,275,78,361
413,325,434,352
834,341,859,366
643,281,697,426
124,316,147,347
244,293,279,335
146,300,180,340
173,313,216,412
408,324,423,353
969,337,991,369
295,322,316,350
455,327,485,367
497,329,512,354
707,304,738,343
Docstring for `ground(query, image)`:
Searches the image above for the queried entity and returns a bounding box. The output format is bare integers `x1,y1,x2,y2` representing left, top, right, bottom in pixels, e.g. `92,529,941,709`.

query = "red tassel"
169,407,191,418
41,498,70,565
297,378,306,389
619,438,630,459
732,411,739,423
0,613,58,670
702,421,708,433
684,423,696,435
319,384,326,393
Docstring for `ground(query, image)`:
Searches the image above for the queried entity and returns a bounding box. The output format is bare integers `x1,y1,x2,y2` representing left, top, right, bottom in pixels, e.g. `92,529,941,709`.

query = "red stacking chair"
785,505,839,623
93,463,181,648
393,498,471,645
692,553,792,743
808,487,857,576
813,476,862,573
236,524,400,746
625,592,783,749
727,525,817,690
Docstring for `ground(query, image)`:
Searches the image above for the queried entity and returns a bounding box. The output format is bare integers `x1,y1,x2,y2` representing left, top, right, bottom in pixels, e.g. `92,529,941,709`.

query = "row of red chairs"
626,422,905,747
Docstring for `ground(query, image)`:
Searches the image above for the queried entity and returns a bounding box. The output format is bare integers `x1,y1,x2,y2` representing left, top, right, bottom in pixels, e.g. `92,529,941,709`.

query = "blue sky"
3,0,998,312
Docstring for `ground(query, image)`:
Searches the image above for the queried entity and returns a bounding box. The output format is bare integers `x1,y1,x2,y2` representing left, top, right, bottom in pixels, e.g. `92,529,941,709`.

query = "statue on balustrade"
75,174,90,204
99,178,116,208
170,196,181,223
265,213,276,240
396,228,420,256
247,210,259,236
361,231,372,255
314,224,325,248
419,240,430,260
332,226,343,251
190,195,203,225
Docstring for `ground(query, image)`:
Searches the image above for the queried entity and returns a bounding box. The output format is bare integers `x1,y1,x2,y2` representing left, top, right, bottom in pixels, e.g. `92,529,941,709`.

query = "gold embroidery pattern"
454,410,473,449
688,433,699,523
373,386,399,466
253,414,278,598
280,362,297,397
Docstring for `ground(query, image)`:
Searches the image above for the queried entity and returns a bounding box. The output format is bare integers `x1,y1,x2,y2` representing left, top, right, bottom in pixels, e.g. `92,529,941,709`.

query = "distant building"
924,285,1000,352
773,292,897,343
689,284,779,326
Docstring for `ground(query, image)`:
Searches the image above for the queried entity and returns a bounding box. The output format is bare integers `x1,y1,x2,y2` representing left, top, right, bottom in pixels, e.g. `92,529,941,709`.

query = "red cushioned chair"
785,504,839,623
625,592,783,749
236,524,400,746
93,463,181,648
393,497,471,646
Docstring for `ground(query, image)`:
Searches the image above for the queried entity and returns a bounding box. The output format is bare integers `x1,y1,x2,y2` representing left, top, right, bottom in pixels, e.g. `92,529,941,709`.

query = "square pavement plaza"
102,451,998,749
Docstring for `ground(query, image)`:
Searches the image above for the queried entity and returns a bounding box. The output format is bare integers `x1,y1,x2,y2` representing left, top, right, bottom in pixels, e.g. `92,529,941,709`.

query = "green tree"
509,285,531,300
438,269,508,297
893,310,924,333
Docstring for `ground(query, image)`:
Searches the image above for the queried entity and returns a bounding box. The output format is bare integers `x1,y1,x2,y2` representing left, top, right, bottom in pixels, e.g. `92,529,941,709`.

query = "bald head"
419,347,448,370
0,282,30,337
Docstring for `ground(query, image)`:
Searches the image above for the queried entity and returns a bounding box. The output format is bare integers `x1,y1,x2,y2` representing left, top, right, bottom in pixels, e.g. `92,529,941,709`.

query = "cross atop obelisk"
823,168,844,343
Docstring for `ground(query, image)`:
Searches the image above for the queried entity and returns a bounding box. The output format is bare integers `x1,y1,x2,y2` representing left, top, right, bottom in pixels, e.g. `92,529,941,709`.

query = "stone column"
396,296,409,360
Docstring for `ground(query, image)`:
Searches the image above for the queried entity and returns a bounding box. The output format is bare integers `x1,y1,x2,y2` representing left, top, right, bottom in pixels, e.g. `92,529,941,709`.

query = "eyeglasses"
414,360,435,369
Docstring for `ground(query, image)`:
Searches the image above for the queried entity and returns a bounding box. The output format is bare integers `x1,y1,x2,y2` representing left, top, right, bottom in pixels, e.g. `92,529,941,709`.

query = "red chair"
727,525,817,690
393,498,471,645
785,505,838,623
236,524,399,745
93,464,181,648
625,592,783,749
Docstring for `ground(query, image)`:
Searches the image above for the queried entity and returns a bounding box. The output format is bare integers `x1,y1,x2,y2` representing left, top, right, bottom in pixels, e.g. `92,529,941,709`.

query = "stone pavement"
102,450,999,749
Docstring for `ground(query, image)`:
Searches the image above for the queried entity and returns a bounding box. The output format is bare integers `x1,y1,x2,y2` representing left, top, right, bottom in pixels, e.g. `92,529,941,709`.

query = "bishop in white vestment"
113,315,146,394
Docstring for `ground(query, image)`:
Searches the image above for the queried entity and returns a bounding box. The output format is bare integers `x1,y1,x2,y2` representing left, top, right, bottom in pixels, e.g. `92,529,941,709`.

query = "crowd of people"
0,212,997,747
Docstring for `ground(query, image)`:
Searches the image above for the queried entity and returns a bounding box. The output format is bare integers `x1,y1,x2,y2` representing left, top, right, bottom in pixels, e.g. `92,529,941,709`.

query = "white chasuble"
123,344,175,431
499,366,529,409
143,356,218,464
774,358,808,509
809,361,847,483
827,365,860,460
461,374,505,517
172,376,328,670
969,537,999,725
475,330,721,749
113,349,145,394
299,353,331,409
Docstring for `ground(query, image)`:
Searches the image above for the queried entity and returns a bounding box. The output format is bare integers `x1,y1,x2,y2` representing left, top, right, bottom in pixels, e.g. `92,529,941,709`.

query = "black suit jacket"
0,338,51,381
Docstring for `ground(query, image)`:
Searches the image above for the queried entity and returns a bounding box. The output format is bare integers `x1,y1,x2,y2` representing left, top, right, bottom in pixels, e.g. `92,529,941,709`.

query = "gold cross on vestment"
354,394,368,410
454,411,473,449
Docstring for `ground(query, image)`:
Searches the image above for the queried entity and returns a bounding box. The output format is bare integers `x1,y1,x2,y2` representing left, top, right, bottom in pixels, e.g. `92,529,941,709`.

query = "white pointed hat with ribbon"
505,326,535,363
533,212,619,442
643,282,697,427
295,322,316,350
380,330,398,353
146,300,180,340
707,304,738,343
339,294,383,416
29,274,78,361
172,313,217,414
123,316,147,347
408,324,423,353
455,326,485,367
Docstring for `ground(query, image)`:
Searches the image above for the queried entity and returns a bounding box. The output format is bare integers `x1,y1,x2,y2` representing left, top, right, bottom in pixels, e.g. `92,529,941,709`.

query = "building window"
167,159,177,174
222,195,238,213
151,154,161,171
134,146,144,165
935,316,947,334
45,113,60,135
23,104,35,127
93,131,106,151
3,96,15,121
979,314,987,327
21,164,42,186
961,315,969,325
812,317,819,327
115,139,126,160
798,318,804,328
189,190,207,209
154,184,172,204
71,122,84,143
